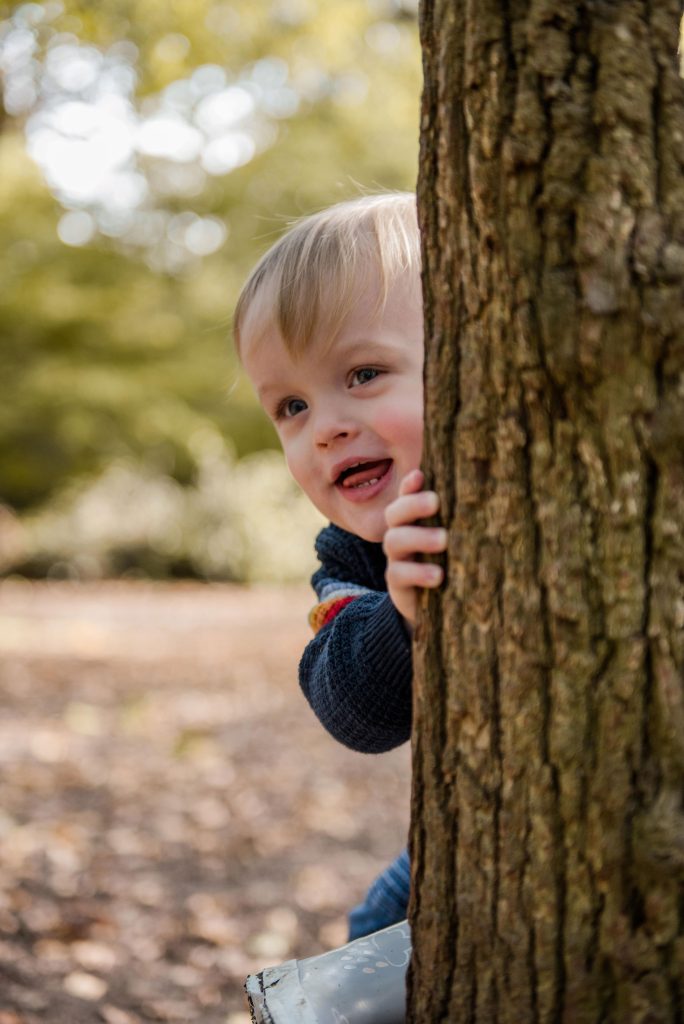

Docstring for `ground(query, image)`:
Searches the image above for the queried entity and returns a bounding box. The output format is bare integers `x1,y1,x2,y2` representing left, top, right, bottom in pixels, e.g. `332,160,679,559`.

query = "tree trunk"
409,2,684,1021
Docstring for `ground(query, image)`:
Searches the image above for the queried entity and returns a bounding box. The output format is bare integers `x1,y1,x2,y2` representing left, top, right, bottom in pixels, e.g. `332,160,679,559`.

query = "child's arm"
300,591,412,753
383,469,447,629
299,527,413,754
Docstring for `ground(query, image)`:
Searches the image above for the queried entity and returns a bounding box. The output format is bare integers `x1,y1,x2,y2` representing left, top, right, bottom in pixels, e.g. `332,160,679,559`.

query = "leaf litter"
0,580,410,1022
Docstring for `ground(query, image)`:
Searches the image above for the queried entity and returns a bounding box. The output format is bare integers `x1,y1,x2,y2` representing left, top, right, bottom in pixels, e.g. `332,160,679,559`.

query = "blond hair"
234,192,420,357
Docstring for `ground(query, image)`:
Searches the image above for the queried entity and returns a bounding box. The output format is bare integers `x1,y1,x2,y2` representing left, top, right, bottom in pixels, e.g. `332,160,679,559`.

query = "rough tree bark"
409,2,684,1022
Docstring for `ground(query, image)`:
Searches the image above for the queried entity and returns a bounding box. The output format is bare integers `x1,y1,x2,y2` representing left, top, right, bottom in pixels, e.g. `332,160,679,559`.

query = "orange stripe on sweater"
308,595,359,633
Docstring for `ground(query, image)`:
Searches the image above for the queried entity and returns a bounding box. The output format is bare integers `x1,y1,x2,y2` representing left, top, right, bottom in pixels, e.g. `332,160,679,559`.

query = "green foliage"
15,440,325,582
0,0,420,576
0,133,277,508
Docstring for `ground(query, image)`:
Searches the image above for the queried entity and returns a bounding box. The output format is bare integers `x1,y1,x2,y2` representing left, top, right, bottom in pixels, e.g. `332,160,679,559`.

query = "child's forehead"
234,193,422,359
242,263,386,359
244,273,422,377
241,310,343,372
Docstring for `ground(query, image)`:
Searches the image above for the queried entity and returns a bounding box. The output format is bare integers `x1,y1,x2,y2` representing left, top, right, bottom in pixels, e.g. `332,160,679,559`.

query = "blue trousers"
347,847,410,941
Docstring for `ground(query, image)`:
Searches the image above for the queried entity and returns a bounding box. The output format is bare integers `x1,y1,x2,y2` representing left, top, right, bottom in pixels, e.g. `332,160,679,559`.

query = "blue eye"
278,397,307,419
351,367,379,386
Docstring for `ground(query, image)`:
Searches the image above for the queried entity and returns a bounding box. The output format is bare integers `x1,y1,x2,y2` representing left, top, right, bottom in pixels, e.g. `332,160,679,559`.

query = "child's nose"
313,409,358,447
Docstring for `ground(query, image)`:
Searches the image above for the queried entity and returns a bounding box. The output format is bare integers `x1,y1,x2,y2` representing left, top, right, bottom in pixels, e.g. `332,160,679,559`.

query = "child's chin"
348,517,385,544
329,510,383,542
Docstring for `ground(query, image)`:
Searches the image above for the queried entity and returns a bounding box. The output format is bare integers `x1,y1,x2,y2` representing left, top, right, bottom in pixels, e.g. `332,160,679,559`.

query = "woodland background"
0,2,418,1020
3,5,683,1023
1,0,421,582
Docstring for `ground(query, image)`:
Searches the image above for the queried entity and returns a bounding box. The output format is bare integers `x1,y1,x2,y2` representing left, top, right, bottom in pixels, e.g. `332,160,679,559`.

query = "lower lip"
335,462,394,503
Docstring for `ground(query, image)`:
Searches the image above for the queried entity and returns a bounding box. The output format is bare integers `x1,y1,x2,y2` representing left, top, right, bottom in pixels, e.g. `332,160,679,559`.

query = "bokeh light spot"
201,132,256,175
136,116,204,161
183,216,227,256
57,209,96,247
194,86,255,133
153,33,190,63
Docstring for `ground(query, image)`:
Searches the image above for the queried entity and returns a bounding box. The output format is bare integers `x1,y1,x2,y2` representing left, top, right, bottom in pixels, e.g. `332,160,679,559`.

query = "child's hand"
383,469,447,629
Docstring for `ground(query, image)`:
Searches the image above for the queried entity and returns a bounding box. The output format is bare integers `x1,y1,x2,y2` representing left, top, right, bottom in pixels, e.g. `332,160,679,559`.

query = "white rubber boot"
245,920,411,1023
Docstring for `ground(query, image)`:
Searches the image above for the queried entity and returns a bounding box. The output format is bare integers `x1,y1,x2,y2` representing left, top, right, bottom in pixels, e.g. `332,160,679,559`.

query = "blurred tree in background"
0,0,421,579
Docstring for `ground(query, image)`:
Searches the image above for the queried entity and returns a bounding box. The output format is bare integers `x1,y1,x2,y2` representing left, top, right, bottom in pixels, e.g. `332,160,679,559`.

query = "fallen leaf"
100,1007,141,1024
63,971,108,1000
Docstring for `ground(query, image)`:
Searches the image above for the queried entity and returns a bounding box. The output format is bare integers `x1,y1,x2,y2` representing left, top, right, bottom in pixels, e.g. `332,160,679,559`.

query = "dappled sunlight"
2,19,290,266
0,1,418,271
1,0,421,521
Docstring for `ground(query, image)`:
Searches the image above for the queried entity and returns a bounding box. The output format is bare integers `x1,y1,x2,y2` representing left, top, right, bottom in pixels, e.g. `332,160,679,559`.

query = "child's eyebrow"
337,338,395,360
256,381,282,402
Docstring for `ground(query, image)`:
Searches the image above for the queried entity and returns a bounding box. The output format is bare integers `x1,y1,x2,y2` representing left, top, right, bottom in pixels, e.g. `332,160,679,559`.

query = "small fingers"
385,489,440,529
383,525,448,561
386,559,444,591
398,468,424,496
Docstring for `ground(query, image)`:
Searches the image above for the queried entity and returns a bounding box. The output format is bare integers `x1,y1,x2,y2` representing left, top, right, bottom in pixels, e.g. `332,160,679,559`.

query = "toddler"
234,192,447,939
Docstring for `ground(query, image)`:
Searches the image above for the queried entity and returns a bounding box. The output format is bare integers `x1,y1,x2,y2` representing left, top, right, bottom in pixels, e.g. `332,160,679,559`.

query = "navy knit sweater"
299,524,413,754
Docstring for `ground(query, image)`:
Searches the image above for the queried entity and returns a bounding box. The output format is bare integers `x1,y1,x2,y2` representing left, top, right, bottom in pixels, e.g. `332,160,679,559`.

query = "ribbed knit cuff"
364,595,412,692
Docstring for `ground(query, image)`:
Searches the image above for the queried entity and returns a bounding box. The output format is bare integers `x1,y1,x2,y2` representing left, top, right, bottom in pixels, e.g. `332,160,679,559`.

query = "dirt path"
0,580,410,1023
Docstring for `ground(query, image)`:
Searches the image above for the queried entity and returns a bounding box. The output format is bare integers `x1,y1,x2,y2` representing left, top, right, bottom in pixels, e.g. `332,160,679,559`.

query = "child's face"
241,274,424,542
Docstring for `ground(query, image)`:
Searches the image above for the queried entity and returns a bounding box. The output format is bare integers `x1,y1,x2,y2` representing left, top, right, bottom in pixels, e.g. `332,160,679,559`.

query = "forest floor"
0,580,410,1024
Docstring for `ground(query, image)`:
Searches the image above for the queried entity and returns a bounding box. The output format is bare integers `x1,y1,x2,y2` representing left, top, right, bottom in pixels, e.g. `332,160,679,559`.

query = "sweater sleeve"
298,527,413,754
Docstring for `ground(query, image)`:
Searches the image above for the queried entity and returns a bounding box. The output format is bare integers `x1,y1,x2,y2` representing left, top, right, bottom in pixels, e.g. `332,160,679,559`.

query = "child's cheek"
284,437,332,517
282,442,311,497
373,401,424,458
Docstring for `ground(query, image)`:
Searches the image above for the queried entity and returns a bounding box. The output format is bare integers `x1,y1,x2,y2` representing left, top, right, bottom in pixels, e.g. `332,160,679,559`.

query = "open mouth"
336,459,393,490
